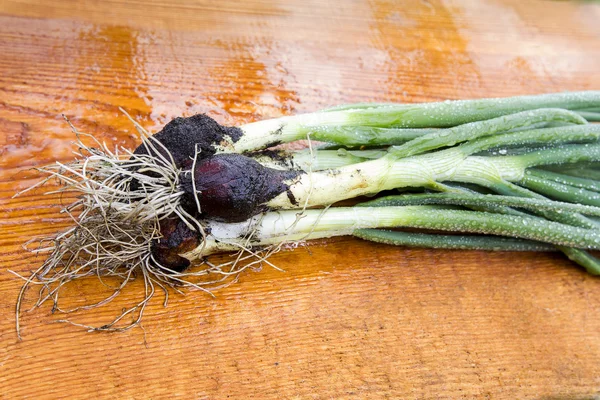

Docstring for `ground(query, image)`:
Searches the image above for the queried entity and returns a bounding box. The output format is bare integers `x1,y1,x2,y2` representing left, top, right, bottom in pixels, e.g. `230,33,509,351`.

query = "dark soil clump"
133,114,244,168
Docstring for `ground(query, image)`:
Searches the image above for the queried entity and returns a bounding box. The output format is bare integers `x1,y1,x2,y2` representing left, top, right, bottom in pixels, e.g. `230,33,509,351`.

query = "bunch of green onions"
16,91,600,336
196,91,600,275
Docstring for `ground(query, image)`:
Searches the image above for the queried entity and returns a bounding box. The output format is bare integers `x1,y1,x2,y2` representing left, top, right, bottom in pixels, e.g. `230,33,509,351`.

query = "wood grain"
1,0,600,398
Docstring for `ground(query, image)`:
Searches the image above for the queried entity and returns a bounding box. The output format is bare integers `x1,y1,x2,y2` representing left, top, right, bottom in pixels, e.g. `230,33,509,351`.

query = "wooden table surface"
1,0,600,398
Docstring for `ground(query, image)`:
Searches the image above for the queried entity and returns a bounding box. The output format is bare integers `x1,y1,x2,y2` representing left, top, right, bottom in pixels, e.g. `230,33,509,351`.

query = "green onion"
195,206,600,257
229,91,600,152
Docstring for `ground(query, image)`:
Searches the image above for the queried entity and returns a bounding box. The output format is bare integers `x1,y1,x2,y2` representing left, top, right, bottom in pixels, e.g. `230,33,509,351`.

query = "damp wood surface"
1,0,600,398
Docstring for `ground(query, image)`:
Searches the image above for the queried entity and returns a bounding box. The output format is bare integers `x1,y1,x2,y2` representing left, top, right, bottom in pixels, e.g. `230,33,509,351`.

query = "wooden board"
1,0,599,398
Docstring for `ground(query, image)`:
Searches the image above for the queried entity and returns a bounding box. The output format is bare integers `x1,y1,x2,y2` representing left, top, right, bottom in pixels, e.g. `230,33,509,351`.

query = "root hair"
14,117,194,338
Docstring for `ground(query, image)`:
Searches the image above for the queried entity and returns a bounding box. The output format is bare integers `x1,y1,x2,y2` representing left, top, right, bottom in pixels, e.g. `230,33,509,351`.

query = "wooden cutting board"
1,0,599,398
